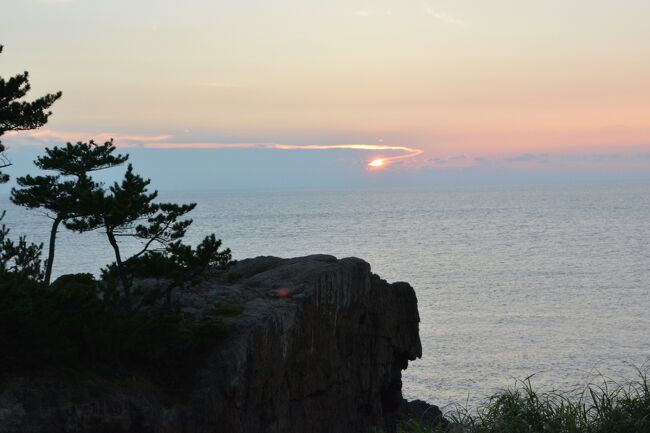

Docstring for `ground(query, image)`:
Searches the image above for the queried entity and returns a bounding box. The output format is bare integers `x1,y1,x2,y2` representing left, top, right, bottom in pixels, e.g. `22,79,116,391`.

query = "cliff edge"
0,255,423,433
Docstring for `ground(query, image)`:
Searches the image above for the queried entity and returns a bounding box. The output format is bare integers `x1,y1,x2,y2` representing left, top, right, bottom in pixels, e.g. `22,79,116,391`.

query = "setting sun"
368,158,385,168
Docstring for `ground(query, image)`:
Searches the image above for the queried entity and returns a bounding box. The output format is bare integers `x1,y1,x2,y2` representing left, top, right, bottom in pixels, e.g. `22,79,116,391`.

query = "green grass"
398,371,650,433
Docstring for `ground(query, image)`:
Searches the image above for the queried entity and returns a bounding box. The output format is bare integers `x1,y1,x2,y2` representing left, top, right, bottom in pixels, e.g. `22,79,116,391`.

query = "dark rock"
405,400,445,430
0,255,423,433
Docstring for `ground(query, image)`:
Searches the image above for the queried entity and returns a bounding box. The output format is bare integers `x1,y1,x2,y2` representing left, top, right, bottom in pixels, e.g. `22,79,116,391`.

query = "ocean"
2,182,650,408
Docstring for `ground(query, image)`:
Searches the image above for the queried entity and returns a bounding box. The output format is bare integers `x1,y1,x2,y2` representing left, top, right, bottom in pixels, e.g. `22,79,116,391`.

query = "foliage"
0,44,62,183
0,143,8,184
0,211,43,279
103,234,233,305
0,44,235,382
11,140,127,285
35,139,128,176
394,373,650,433
8,139,232,296
67,163,221,295
108,166,195,246
11,174,92,226
0,273,236,373
0,43,60,280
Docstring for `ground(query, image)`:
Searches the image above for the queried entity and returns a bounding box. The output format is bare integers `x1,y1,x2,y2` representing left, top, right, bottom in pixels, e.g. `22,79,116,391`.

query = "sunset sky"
2,0,650,187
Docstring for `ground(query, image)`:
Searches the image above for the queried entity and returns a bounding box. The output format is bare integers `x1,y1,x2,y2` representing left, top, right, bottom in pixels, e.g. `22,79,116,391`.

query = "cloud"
4,131,424,169
425,7,464,25
4,129,172,148
142,142,264,150
145,142,423,168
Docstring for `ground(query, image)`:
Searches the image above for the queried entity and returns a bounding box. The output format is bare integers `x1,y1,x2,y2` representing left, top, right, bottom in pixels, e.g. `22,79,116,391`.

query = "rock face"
0,255,422,433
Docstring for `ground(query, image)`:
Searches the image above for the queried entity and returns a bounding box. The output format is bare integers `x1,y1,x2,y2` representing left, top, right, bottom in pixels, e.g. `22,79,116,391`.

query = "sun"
368,158,385,168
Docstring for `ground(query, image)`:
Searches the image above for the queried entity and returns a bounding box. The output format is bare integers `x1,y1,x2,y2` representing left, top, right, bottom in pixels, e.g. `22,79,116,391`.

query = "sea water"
2,182,650,408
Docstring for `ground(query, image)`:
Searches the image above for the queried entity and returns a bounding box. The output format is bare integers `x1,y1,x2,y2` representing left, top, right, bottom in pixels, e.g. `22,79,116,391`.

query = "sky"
2,0,650,189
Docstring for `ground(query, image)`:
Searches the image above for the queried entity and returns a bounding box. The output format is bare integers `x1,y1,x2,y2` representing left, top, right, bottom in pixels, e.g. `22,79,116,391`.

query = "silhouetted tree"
0,44,61,278
0,45,62,183
121,234,232,306
35,140,127,176
0,145,9,185
11,140,128,285
0,211,43,280
67,164,197,295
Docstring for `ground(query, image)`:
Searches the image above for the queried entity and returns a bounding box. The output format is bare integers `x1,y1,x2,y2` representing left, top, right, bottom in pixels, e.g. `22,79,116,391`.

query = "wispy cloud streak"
425,6,464,25
4,129,172,148
4,130,424,169
145,142,424,168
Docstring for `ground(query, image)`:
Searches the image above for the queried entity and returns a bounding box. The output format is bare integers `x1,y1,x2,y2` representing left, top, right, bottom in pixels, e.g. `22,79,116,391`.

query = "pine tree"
11,140,128,285
35,140,127,176
126,234,232,306
67,164,197,295
0,44,61,278
0,144,9,184
0,211,43,280
0,45,62,183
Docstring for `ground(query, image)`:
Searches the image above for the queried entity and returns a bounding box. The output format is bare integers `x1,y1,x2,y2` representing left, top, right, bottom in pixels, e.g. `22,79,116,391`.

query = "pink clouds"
143,142,424,169
3,130,425,169
4,129,172,148
4,128,650,174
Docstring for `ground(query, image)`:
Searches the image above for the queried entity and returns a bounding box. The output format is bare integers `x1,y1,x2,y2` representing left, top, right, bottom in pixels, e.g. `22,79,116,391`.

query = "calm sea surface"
2,182,650,408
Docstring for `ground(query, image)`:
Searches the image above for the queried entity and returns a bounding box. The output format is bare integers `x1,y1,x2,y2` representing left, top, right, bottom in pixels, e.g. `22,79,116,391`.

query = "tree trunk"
106,227,130,296
44,217,61,286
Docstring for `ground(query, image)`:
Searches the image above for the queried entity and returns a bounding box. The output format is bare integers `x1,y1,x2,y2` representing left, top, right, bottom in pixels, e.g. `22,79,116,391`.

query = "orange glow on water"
368,158,386,168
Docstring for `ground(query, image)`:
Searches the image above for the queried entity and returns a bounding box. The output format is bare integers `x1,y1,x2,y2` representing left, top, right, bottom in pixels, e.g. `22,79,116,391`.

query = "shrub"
0,211,43,279
0,273,238,376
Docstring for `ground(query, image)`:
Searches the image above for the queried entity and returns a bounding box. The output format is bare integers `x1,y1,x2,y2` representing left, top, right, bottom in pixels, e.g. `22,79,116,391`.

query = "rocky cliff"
0,255,423,433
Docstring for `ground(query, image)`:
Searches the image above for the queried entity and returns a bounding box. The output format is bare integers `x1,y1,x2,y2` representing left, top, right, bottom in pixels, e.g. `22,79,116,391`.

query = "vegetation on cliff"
397,372,650,433
0,273,237,371
0,45,235,376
